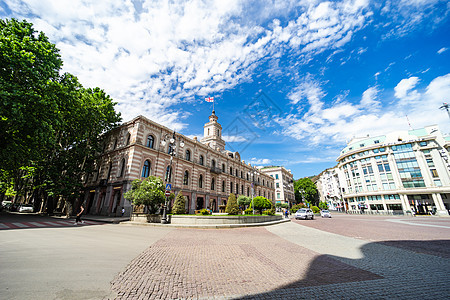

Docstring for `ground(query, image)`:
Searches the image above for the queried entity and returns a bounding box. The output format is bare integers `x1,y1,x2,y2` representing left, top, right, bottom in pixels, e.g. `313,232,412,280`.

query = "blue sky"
2,0,449,179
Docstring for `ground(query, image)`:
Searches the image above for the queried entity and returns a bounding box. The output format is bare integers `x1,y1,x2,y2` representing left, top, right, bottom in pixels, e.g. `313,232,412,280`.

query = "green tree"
294,178,318,205
237,195,251,209
123,176,165,214
0,19,121,213
250,196,272,214
172,191,186,214
319,201,328,210
225,193,239,215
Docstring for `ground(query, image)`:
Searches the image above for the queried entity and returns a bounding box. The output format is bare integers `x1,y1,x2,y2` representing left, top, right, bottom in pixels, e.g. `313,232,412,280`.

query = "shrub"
123,176,164,214
225,193,239,215
281,203,289,209
319,201,328,210
172,191,186,214
200,209,210,215
263,208,275,215
290,203,305,213
237,195,251,209
244,208,253,215
250,196,272,214
311,206,320,214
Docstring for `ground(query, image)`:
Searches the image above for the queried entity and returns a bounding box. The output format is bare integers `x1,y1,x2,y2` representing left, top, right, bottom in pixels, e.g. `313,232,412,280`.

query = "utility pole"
440,102,450,120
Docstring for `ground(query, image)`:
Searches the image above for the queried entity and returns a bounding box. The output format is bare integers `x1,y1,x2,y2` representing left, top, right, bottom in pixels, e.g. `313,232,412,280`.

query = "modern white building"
317,167,344,211
260,166,295,206
334,125,450,216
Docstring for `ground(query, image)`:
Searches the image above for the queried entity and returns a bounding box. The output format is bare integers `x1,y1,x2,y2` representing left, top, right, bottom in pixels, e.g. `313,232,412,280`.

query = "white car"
295,208,314,220
320,210,331,218
19,204,34,213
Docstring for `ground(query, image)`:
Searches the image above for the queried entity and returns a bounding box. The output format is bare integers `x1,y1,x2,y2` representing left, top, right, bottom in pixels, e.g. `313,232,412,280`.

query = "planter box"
131,213,169,223
171,214,281,225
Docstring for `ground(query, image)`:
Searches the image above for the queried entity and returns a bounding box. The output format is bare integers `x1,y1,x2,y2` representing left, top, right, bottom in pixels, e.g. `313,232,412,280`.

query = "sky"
1,0,450,179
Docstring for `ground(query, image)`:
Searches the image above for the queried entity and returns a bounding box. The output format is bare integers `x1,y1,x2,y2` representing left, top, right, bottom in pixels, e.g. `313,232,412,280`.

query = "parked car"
19,204,34,213
320,210,331,218
295,208,314,220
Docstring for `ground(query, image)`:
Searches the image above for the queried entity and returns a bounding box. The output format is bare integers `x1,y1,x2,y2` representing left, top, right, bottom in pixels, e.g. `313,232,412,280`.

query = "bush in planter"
319,201,328,210
237,195,251,210
200,209,210,215
225,193,239,215
172,191,186,214
290,203,306,214
124,176,164,214
249,196,272,214
244,208,253,215
263,208,275,215
311,205,320,214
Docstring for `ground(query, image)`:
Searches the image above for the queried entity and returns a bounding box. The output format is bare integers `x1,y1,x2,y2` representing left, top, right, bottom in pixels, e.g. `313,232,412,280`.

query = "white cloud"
437,47,448,54
277,73,450,146
249,158,272,165
394,77,421,102
222,135,247,143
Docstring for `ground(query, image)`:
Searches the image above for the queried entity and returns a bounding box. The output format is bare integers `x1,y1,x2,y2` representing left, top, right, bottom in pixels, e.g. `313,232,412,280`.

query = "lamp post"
251,170,259,214
160,131,184,224
439,102,450,120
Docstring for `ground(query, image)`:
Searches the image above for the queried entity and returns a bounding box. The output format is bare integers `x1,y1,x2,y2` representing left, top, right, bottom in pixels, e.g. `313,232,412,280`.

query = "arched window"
247,187,250,196
199,155,204,165
165,165,172,182
230,167,232,175
241,171,243,178
119,158,126,177
222,163,225,172
235,169,238,177
126,133,131,146
107,162,112,180
230,182,233,193
183,170,189,185
141,160,150,178
198,174,203,188
258,177,260,183
185,149,191,161
222,180,225,192
113,138,118,150
168,144,173,155
263,179,265,186
247,173,249,181
264,191,266,198
211,159,216,168
211,178,215,190
146,135,154,148
236,183,238,194
241,185,244,194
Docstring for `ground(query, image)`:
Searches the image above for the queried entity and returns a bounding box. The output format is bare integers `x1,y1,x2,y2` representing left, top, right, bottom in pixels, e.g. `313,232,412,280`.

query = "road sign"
165,190,171,196
165,184,172,191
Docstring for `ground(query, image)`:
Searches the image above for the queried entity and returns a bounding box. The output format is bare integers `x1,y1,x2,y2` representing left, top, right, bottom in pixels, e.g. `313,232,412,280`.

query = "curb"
119,218,291,229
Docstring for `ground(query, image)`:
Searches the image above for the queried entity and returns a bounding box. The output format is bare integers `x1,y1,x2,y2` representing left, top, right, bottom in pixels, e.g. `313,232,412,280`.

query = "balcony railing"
210,167,222,174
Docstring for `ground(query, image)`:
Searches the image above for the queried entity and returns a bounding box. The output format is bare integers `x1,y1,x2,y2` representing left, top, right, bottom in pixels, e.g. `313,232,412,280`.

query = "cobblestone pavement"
110,215,450,299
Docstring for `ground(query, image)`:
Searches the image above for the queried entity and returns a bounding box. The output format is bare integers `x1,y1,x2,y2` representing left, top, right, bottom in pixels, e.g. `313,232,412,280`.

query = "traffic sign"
165,190,171,196
165,183,172,191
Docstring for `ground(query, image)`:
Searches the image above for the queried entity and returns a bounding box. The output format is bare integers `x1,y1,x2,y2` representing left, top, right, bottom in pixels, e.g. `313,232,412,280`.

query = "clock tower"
201,111,226,151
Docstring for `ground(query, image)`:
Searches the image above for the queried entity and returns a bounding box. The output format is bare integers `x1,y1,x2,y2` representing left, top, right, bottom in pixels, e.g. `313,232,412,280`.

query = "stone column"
431,193,448,216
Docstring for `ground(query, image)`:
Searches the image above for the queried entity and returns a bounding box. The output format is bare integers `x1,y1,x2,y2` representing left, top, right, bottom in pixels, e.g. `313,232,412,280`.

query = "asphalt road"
0,212,173,300
1,212,449,299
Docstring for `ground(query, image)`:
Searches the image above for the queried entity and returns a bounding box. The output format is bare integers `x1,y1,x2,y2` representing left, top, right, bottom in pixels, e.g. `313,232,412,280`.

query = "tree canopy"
294,177,318,205
0,19,121,213
250,196,272,214
225,193,239,215
123,177,165,214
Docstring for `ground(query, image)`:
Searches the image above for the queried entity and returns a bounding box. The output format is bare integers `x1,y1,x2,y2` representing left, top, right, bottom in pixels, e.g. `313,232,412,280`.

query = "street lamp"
251,170,259,214
439,102,450,120
160,131,184,224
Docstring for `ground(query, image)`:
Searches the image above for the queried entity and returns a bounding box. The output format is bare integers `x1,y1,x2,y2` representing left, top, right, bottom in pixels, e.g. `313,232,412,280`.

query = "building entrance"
408,195,434,215
196,197,204,210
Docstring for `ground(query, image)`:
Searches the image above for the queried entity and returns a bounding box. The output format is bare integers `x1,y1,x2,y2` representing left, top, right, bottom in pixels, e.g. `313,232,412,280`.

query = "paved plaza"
1,213,449,299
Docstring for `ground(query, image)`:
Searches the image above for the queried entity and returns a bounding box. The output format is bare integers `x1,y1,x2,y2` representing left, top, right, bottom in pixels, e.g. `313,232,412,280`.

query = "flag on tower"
205,97,214,102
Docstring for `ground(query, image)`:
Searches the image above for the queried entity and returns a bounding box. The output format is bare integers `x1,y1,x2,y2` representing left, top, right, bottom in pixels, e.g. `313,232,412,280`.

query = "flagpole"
213,99,215,112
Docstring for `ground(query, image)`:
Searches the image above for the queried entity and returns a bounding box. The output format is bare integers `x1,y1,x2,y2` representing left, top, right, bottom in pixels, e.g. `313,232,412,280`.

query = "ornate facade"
81,112,275,215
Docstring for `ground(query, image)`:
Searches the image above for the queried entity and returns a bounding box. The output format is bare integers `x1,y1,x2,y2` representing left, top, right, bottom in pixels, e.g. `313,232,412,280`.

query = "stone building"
81,111,275,215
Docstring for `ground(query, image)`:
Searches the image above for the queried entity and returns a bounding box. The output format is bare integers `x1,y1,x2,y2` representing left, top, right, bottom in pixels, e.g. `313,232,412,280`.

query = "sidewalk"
52,214,130,224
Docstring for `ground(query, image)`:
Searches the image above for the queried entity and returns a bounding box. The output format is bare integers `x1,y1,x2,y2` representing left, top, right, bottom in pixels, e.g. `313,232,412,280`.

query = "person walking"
121,207,125,217
75,204,84,225
284,209,289,219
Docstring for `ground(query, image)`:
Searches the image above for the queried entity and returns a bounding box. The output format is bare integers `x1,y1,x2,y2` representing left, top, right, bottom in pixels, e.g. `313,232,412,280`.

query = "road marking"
0,223,10,229
28,222,47,227
387,219,450,229
12,222,28,228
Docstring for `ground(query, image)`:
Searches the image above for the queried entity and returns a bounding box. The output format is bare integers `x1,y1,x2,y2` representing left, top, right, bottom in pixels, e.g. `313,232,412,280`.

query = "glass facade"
392,144,425,188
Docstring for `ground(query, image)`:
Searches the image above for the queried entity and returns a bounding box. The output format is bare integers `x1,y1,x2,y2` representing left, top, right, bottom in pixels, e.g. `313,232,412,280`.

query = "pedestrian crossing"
0,220,101,230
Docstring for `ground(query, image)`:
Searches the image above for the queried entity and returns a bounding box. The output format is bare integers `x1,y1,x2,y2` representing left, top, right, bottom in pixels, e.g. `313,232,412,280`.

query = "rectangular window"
277,193,280,199
431,169,439,178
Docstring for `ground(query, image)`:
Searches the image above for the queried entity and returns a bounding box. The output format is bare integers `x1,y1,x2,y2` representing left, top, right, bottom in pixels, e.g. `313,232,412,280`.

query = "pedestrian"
75,204,84,225
121,207,125,217
284,209,289,219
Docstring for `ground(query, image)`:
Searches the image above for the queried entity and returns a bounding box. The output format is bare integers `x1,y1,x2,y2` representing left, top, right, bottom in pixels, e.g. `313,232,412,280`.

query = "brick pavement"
110,227,381,299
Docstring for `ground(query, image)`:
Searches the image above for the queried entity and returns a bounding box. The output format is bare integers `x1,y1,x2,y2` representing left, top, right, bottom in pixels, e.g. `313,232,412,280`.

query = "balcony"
210,167,222,174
